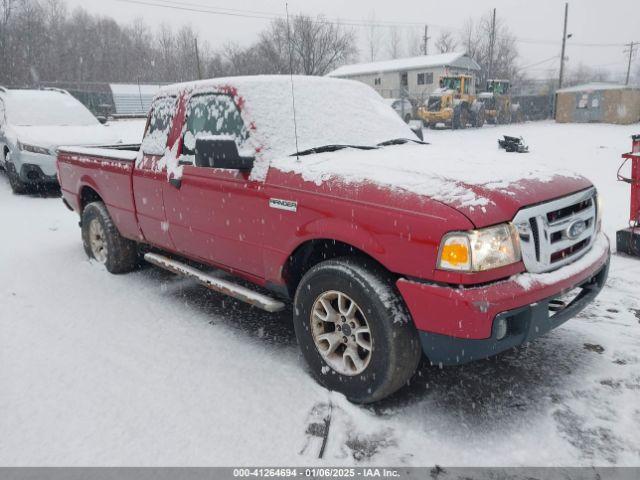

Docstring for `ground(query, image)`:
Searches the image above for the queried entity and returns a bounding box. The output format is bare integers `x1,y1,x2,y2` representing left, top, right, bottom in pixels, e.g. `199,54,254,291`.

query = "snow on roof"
557,82,632,93
2,89,99,126
326,52,480,78
158,75,415,169
109,83,163,115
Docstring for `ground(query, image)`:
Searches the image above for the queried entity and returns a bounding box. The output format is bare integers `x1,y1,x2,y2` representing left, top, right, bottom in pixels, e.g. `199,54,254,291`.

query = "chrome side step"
144,253,286,313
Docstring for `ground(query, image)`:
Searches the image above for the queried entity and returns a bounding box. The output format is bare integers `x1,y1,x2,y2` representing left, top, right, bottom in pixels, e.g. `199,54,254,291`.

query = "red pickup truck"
57,76,610,403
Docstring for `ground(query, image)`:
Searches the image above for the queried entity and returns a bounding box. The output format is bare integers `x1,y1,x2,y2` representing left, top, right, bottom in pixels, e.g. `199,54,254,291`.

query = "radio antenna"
285,3,300,160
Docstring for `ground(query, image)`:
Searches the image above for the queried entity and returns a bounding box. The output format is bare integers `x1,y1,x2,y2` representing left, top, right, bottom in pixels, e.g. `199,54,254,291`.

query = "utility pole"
195,37,203,80
625,41,637,86
558,2,569,89
487,8,496,82
423,25,430,55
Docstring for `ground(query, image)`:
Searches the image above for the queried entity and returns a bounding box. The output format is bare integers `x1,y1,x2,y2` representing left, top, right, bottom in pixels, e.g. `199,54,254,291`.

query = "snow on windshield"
159,76,416,161
6,91,99,127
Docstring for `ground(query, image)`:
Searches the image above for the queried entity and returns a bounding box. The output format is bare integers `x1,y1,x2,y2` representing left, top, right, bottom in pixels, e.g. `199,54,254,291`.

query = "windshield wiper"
377,138,428,147
294,144,378,157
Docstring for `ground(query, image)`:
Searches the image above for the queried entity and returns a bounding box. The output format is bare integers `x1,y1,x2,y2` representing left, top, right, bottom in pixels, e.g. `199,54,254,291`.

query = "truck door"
132,95,178,250
163,93,266,279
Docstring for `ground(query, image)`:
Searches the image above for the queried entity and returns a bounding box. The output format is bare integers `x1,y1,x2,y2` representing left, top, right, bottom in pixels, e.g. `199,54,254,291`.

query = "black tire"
452,105,468,130
452,106,461,130
293,257,422,403
5,153,28,194
81,201,139,274
404,113,412,123
473,105,486,128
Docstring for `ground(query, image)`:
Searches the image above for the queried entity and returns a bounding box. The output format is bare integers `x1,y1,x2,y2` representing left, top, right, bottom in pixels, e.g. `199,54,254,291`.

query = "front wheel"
293,258,422,403
5,153,28,194
81,201,139,274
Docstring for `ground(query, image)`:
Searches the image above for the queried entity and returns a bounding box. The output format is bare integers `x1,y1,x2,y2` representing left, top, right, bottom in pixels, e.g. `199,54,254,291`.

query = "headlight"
18,141,51,155
438,223,522,272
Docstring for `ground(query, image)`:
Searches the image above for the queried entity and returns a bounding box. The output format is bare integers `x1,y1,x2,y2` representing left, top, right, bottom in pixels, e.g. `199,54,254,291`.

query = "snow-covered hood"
12,125,121,151
271,142,593,228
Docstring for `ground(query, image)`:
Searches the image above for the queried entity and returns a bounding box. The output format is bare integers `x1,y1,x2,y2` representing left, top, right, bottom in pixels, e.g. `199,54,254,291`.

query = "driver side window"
181,94,249,163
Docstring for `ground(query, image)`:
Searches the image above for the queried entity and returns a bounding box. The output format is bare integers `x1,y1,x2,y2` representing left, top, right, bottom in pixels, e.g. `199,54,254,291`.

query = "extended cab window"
141,96,177,155
181,94,249,161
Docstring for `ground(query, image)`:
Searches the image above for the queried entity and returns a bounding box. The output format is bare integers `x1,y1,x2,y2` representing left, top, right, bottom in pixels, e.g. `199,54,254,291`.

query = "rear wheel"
81,201,139,274
472,104,486,128
293,258,422,403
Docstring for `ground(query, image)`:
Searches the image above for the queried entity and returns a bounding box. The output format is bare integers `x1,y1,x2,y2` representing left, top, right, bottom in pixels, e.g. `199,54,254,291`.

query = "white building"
109,83,164,116
327,52,481,101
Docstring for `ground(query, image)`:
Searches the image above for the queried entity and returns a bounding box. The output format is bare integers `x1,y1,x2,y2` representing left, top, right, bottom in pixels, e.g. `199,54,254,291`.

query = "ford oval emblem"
568,220,587,239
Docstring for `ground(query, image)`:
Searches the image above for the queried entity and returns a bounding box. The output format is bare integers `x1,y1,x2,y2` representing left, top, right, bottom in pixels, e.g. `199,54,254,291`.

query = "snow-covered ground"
1,121,639,466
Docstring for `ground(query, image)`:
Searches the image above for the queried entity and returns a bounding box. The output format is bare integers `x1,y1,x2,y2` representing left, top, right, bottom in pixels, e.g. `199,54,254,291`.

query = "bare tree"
0,1,356,86
387,26,402,59
405,27,424,57
458,12,519,85
365,12,381,61
460,18,478,59
247,14,356,76
565,63,611,86
434,30,457,54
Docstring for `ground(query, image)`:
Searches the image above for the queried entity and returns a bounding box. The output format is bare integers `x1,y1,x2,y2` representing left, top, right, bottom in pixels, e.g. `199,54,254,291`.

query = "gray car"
383,98,413,122
0,87,121,193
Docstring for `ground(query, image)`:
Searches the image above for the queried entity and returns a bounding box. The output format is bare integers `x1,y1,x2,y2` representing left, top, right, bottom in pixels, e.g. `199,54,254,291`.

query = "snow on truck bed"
58,145,139,161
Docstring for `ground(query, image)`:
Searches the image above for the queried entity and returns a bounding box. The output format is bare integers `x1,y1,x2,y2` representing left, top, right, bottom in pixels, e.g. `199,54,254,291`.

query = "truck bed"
57,144,142,241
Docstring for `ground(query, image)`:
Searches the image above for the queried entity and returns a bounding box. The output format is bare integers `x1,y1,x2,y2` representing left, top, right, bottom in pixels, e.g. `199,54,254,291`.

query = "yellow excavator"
417,74,485,129
477,79,523,124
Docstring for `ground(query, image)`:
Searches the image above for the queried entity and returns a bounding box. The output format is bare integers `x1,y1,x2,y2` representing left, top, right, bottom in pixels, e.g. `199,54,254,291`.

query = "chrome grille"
513,187,597,273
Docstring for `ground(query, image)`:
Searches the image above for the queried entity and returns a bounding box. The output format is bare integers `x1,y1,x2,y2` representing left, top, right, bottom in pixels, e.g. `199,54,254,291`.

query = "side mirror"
195,137,254,171
97,116,108,125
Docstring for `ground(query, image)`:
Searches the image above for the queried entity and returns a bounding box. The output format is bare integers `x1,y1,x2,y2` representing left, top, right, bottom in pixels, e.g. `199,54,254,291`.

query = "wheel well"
282,239,392,298
79,186,103,212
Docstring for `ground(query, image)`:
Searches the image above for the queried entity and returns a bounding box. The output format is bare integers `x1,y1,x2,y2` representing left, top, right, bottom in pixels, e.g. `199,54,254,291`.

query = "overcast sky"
64,0,638,80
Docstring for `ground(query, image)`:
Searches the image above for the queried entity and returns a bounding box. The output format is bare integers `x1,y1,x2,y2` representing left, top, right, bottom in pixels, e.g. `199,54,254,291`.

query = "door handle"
169,177,182,189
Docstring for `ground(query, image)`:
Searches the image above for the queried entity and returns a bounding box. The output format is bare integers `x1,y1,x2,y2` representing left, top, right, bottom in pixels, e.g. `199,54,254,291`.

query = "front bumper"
418,109,453,124
19,163,58,184
14,151,58,184
397,233,610,365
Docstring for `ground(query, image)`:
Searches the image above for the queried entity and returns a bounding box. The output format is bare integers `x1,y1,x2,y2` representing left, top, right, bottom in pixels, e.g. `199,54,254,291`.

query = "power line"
520,55,559,69
114,0,638,49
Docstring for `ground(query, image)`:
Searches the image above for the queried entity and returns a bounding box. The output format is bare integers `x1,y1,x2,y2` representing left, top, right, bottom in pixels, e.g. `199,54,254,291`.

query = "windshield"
487,81,509,94
440,77,461,91
6,91,99,127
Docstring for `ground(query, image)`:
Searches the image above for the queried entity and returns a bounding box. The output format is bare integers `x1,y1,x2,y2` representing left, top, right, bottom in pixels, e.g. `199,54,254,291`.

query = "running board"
144,253,286,313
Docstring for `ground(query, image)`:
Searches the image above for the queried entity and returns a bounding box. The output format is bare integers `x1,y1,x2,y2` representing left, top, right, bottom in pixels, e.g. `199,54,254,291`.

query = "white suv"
0,87,121,193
